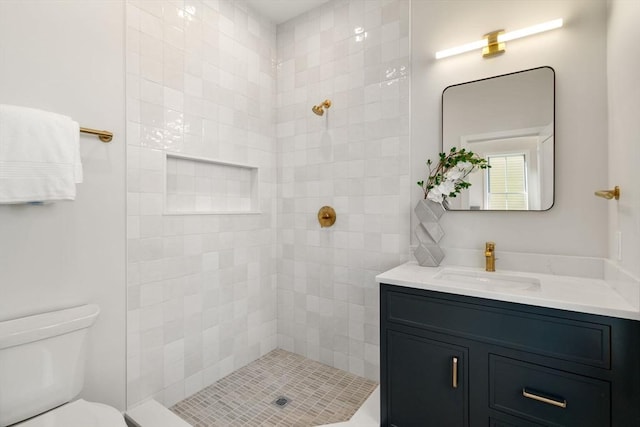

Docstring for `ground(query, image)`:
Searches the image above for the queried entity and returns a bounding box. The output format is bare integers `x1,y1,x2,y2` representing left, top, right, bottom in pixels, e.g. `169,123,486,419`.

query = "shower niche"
164,154,259,214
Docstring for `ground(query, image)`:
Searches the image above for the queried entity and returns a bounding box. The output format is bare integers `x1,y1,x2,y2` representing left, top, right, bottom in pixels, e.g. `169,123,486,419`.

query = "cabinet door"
386,330,468,427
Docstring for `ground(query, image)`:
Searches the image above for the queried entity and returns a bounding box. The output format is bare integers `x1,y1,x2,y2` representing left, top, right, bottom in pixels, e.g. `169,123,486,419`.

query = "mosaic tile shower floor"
170,349,378,427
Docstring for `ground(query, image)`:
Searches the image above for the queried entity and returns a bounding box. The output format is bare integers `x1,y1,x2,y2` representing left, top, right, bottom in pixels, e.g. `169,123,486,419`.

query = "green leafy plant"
417,147,490,203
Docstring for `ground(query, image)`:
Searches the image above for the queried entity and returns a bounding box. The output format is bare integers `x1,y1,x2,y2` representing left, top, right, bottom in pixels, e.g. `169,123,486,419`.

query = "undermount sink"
434,268,541,291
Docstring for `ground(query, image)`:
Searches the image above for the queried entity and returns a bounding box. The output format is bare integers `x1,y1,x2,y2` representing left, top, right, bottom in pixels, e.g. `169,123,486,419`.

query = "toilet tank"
0,304,100,427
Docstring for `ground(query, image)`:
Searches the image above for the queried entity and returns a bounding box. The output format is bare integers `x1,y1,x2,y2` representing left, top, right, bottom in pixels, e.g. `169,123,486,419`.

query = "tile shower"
125,0,411,418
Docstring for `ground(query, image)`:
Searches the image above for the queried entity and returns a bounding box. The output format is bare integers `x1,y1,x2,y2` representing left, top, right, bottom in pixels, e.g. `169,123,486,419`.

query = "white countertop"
376,262,640,321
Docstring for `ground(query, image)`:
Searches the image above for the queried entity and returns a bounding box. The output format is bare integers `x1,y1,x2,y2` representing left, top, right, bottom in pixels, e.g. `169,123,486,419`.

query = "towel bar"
79,126,112,143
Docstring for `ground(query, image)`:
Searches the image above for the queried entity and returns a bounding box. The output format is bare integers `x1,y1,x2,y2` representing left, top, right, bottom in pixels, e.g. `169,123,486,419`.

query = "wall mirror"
442,66,555,211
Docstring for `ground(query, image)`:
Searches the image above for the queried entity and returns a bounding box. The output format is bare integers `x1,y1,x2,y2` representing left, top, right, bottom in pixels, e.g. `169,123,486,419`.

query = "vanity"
377,262,640,426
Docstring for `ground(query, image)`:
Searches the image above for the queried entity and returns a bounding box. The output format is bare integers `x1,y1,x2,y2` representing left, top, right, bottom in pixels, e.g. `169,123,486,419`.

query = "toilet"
0,304,127,427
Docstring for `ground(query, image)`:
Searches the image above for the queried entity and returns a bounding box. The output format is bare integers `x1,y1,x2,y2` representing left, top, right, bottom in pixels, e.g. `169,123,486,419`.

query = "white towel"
0,104,82,203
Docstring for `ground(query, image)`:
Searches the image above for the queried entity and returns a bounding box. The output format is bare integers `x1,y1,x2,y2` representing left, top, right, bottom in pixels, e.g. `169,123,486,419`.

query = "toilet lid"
14,399,127,427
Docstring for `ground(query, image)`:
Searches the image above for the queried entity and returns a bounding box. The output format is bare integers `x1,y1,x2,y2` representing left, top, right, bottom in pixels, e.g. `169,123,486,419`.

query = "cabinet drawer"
385,289,610,368
489,355,610,426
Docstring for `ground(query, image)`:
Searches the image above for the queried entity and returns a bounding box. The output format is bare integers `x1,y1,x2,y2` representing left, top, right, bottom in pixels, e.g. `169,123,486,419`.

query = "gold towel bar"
80,126,113,143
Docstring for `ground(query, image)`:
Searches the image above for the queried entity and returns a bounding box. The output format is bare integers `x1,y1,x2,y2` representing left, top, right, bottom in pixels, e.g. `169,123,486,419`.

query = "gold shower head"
312,99,332,116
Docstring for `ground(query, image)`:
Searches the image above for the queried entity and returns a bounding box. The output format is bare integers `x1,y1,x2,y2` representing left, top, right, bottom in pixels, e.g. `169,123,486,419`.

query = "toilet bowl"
14,399,126,427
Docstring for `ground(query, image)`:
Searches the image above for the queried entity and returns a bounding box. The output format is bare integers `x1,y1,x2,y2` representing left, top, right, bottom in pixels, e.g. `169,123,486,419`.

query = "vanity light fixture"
435,18,563,60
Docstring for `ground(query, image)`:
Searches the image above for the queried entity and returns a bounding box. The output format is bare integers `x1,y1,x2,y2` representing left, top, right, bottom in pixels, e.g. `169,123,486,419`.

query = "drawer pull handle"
452,357,458,388
522,388,567,409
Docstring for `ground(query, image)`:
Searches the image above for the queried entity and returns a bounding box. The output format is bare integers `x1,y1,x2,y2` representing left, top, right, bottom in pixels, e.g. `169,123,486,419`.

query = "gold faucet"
485,242,496,272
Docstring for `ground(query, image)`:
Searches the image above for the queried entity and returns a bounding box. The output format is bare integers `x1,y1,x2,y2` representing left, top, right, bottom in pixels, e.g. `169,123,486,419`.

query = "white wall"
0,0,126,411
412,0,609,257
607,0,640,279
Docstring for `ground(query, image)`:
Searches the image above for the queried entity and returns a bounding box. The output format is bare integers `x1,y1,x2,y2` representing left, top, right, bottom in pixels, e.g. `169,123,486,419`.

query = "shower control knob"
317,206,336,227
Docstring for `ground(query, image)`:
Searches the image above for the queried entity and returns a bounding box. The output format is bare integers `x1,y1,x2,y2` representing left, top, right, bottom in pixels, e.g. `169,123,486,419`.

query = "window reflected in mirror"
487,153,527,210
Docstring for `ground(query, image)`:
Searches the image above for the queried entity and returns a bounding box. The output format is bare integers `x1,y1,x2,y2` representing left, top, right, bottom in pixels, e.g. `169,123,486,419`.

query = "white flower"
427,187,444,203
456,161,473,172
437,179,456,196
444,169,464,181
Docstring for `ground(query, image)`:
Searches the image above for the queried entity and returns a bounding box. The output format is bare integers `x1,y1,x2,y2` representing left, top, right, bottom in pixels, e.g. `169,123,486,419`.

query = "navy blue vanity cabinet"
380,284,640,427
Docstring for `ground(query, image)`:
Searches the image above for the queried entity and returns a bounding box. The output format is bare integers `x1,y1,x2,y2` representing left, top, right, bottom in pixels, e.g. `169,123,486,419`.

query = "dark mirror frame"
442,66,555,212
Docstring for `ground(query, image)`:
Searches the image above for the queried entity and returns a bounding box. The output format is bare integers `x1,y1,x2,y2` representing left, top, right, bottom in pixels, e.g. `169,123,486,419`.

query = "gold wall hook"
594,186,620,200
317,206,336,227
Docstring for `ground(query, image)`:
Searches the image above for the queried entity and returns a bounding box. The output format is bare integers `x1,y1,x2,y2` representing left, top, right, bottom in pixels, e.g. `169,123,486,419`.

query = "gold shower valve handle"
317,206,336,228
594,186,620,200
